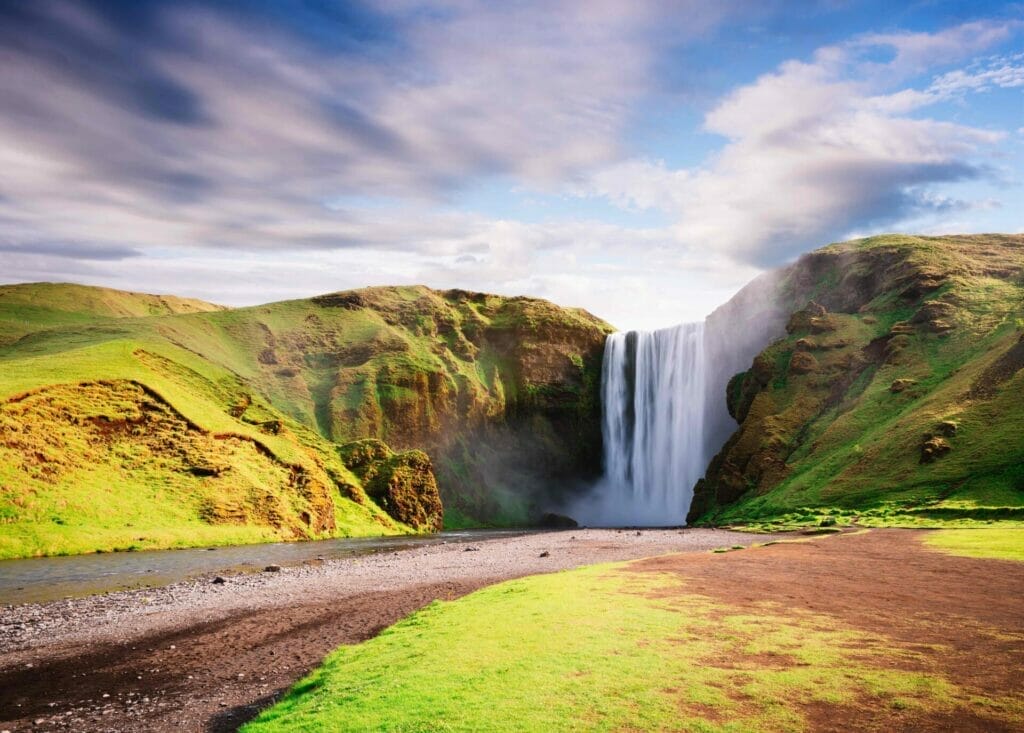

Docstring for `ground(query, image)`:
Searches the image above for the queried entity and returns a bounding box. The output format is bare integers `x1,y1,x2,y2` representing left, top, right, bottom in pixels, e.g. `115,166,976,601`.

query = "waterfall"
564,270,787,527
574,323,708,527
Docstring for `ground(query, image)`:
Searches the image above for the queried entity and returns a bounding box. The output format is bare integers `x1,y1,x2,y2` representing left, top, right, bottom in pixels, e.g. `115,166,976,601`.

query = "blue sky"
0,0,1021,328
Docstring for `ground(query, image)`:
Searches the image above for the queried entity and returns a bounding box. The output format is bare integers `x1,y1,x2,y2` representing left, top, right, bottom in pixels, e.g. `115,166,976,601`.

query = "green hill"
0,284,610,558
689,234,1024,528
0,282,224,348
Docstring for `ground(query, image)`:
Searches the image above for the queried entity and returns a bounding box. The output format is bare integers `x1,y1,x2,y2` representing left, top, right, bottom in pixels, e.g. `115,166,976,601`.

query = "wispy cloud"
0,3,1021,329
578,20,1018,268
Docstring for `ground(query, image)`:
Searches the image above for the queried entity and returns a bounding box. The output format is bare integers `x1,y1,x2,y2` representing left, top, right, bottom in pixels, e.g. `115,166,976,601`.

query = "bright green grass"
0,338,409,558
922,529,1024,562
243,558,1019,733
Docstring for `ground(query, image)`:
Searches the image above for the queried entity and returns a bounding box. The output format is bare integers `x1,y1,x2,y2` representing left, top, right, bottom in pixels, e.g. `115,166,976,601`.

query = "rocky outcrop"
339,439,443,531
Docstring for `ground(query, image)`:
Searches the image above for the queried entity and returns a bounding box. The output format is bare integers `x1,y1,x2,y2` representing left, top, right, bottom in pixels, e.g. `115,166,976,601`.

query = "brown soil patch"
626,529,1024,731
0,579,497,733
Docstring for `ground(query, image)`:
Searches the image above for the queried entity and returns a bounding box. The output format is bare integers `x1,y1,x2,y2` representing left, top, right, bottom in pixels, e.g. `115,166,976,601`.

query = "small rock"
920,436,952,463
937,420,958,437
890,378,916,393
263,565,282,573
539,551,550,557
635,531,642,536
463,546,480,552
212,576,227,585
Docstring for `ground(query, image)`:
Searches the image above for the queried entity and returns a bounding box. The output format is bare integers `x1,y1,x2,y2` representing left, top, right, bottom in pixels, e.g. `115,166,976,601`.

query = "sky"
1,1,1022,329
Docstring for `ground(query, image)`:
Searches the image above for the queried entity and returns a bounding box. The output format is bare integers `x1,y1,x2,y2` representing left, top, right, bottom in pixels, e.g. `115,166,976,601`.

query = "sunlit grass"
243,556,1019,732
922,528,1024,562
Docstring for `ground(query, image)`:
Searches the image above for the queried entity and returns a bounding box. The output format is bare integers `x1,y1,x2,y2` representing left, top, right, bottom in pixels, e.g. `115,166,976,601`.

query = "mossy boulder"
340,439,443,531
920,436,952,464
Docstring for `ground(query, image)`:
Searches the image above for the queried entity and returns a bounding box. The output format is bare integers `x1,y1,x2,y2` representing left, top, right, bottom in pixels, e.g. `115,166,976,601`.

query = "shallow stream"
0,529,530,605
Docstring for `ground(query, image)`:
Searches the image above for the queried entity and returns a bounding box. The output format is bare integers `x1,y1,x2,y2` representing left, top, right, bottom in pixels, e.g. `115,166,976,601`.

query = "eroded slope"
690,234,1024,525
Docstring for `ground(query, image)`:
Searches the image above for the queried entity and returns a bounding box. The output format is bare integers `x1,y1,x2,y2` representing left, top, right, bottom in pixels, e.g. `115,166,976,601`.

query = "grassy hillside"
0,283,609,558
689,234,1024,528
0,282,224,348
143,286,613,523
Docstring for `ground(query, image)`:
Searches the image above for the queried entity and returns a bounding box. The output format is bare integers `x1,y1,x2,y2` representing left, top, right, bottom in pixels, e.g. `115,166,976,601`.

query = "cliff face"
160,285,612,524
0,283,609,557
689,234,1024,525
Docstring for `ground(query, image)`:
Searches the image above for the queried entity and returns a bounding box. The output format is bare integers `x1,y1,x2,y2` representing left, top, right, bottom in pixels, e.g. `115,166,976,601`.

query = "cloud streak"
0,3,1020,329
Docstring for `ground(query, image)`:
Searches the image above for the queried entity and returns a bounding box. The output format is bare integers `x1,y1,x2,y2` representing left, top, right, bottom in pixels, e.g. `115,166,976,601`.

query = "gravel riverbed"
0,528,770,732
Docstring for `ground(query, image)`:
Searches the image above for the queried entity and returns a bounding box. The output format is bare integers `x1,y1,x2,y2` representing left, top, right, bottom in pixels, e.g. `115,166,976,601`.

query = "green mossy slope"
0,283,609,557
135,285,611,523
689,234,1024,528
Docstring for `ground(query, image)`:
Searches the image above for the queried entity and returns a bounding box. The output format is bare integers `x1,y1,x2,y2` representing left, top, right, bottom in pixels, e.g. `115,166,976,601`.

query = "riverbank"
0,528,768,732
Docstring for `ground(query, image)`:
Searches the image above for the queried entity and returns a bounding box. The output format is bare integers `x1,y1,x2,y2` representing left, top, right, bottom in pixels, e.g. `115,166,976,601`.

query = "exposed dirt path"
0,528,767,732
627,529,1024,732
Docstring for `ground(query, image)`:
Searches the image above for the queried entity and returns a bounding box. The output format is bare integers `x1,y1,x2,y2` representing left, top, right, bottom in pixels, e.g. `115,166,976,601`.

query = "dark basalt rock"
537,512,578,528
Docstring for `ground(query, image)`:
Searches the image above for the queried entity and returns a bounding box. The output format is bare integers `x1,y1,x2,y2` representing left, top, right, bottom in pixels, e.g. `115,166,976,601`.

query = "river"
0,529,530,605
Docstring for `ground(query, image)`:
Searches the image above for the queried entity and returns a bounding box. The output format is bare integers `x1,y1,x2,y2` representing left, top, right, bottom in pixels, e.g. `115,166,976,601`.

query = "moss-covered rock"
339,439,443,531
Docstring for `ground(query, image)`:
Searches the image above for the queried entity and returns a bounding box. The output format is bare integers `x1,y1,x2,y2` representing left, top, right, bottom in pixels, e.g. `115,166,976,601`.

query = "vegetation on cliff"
689,234,1024,528
0,283,609,558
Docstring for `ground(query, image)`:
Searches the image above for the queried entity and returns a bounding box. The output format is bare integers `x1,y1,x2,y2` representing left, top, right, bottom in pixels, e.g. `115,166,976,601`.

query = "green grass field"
922,528,1024,562
244,531,1024,732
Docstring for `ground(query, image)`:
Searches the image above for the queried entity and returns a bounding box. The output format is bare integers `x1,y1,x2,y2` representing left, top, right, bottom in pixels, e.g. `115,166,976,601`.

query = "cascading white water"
565,271,787,527
574,323,708,526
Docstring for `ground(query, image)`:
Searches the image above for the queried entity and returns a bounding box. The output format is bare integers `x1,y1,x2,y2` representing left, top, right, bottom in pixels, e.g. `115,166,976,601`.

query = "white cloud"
0,5,1020,330
854,20,1020,76
576,21,1015,267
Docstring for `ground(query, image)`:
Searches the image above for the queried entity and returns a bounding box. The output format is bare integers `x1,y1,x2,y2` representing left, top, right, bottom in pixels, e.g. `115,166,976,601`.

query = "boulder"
786,301,828,334
890,378,916,393
920,437,951,463
789,352,818,375
537,512,578,528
